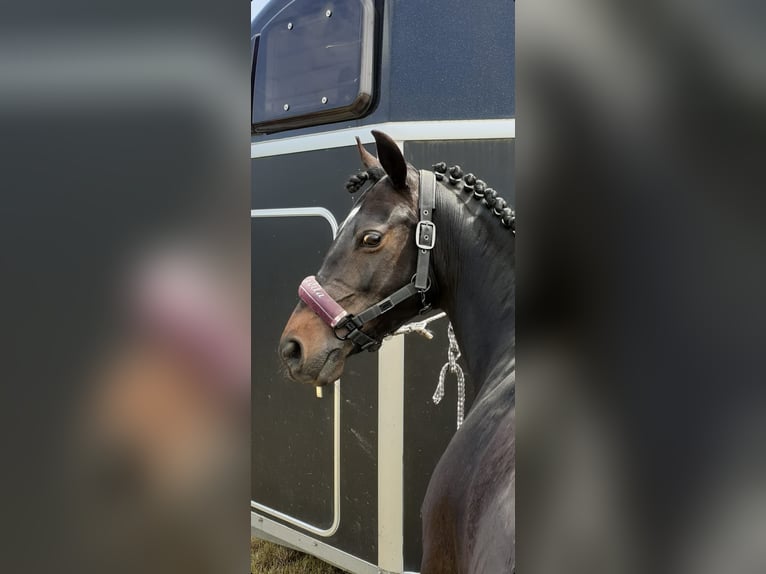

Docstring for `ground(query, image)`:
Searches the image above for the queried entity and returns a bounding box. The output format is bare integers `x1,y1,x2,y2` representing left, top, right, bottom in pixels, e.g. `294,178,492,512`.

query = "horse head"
279,130,425,387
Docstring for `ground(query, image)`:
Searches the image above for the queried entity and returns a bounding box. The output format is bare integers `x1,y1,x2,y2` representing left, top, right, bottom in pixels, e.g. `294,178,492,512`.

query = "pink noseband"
298,275,350,328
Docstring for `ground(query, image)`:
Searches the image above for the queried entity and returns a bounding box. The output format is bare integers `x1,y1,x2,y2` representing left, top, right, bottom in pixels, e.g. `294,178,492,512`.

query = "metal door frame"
250,208,341,537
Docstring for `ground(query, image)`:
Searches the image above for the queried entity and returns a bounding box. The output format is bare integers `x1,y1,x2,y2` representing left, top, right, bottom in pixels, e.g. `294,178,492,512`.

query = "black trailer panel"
252,147,382,564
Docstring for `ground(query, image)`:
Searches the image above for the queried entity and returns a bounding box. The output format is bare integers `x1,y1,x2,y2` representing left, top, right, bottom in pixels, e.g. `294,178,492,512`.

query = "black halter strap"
415,171,436,290
334,170,436,351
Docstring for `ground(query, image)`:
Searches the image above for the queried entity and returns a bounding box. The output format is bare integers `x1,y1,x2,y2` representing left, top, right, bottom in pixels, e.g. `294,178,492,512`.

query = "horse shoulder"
421,372,515,573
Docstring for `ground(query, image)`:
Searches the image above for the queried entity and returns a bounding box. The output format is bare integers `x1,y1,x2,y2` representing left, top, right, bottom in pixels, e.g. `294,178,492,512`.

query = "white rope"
432,323,465,429
390,313,465,429
389,311,447,340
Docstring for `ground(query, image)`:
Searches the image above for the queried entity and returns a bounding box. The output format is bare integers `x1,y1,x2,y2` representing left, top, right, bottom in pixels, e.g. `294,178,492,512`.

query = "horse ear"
371,130,408,190
355,136,381,169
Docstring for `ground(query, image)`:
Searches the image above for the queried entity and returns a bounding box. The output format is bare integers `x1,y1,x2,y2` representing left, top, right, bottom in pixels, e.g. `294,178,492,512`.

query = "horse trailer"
251,1,514,572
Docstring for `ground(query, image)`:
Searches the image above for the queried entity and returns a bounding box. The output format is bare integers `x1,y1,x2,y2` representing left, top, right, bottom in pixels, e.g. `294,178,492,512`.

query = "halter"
298,170,437,352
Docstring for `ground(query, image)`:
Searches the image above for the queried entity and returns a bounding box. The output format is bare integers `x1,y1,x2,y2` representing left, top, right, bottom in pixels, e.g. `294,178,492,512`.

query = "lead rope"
433,323,465,429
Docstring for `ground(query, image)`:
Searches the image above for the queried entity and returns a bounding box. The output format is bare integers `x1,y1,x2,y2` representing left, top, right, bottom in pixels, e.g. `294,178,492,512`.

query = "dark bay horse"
279,130,515,573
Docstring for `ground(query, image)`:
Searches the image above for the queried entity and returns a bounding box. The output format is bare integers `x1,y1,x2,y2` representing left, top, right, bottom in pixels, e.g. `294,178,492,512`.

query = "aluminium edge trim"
252,118,515,158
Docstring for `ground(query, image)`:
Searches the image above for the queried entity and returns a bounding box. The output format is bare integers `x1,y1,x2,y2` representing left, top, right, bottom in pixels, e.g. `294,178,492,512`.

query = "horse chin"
314,349,347,386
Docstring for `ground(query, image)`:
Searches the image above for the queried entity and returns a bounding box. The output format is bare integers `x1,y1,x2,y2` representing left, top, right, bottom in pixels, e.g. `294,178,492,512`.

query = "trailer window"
251,0,375,134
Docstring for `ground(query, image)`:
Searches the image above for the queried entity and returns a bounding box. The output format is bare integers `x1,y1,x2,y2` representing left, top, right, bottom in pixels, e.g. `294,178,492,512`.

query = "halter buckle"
333,315,359,341
415,221,436,250
333,316,381,351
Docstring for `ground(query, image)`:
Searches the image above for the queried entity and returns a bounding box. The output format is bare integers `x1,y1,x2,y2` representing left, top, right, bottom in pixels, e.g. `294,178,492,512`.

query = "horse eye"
361,232,382,247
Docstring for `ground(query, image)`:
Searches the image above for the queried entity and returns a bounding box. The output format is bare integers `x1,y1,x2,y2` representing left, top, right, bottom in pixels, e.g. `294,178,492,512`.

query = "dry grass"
251,537,345,574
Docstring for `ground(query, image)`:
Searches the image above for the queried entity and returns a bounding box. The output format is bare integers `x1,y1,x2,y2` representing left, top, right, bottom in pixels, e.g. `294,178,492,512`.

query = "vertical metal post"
377,336,405,573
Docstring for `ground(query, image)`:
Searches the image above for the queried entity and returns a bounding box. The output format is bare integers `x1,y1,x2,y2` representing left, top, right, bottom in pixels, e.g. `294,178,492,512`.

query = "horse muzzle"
279,303,350,386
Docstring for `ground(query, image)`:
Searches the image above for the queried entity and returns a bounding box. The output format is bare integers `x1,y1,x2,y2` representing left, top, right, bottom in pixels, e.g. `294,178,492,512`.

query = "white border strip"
251,118,515,158
377,336,405,573
250,207,339,237
250,210,341,537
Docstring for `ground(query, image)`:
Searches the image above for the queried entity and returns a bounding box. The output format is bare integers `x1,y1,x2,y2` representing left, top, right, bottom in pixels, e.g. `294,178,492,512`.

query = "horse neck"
431,183,515,393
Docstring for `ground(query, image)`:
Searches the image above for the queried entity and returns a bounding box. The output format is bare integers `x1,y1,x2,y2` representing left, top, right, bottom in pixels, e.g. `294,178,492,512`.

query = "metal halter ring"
333,324,350,341
332,316,357,341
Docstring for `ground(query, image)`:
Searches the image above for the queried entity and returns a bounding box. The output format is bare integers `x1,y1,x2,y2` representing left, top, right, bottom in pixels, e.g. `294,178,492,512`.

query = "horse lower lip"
285,360,312,383
285,348,342,385
317,348,343,383
284,365,300,382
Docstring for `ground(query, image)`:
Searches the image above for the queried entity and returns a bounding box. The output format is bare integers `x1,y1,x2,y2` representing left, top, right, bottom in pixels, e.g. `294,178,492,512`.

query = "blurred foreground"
0,1,250,572
518,1,766,573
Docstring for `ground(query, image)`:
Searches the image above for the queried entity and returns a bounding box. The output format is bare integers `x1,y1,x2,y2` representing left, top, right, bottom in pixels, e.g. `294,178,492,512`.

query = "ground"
251,538,345,574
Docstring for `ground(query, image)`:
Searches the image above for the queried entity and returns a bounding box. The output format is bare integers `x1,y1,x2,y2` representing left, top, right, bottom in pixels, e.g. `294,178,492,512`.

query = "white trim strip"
377,337,406,573
252,511,380,574
252,118,515,158
250,207,339,238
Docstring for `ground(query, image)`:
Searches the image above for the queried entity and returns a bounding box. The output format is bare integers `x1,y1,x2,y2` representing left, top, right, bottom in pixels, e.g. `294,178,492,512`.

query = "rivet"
287,22,293,30
283,103,290,111
321,96,328,104
326,9,332,17
424,235,429,240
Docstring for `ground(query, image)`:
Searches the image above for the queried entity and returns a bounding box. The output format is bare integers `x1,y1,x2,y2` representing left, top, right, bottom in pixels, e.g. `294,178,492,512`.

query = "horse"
279,130,515,573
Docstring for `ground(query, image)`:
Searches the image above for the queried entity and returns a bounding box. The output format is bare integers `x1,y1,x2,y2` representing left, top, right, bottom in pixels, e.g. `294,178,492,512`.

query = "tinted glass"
252,0,374,133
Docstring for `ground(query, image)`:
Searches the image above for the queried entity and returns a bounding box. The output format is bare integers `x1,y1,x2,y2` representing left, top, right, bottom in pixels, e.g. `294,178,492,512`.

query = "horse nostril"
280,338,303,367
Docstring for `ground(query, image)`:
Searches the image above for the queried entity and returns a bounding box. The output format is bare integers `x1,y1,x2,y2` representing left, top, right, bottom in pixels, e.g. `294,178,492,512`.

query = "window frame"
251,0,377,135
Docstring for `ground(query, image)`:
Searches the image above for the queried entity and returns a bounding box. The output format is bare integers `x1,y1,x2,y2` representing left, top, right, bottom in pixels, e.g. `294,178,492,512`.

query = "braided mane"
345,167,386,194
432,162,515,234
344,163,515,235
